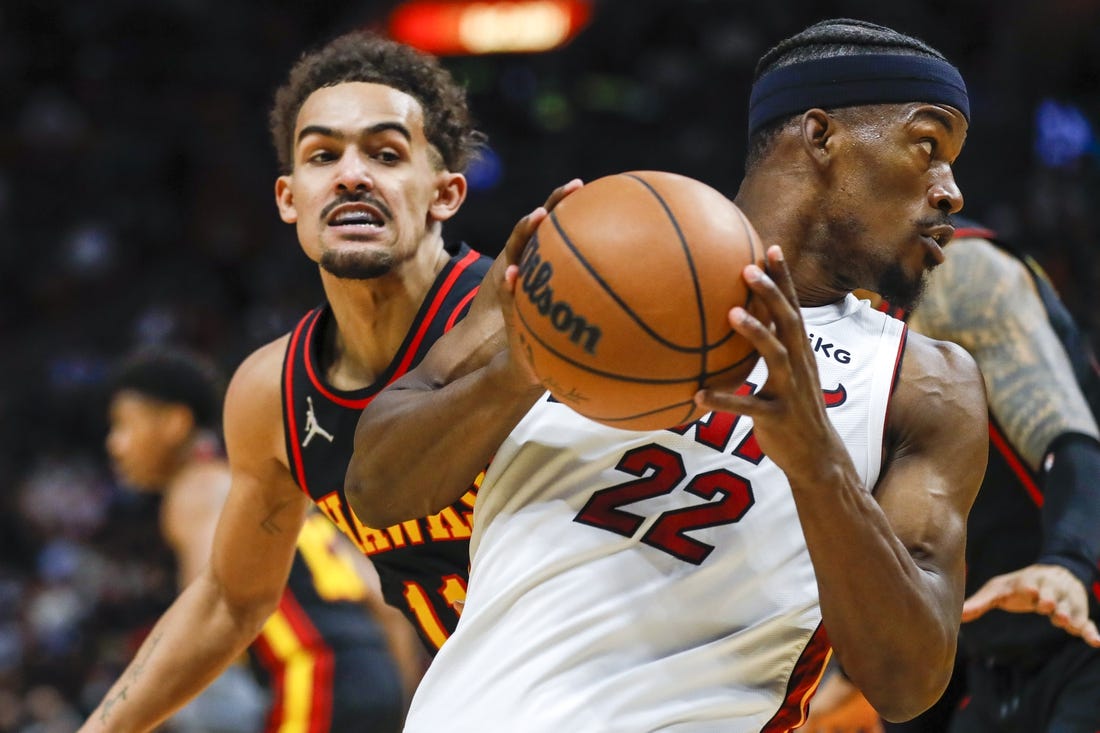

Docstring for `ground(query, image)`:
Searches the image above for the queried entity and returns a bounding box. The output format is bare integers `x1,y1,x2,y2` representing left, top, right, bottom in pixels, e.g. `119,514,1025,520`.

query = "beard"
875,260,929,312
320,248,396,280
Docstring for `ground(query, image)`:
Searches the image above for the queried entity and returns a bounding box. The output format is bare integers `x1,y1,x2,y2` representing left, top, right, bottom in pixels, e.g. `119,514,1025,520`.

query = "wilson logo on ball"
518,238,603,355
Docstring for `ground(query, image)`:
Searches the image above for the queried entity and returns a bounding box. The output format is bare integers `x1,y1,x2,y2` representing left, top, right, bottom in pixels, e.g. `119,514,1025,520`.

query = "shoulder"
227,336,291,402
224,335,292,467
162,459,232,545
167,460,232,519
891,330,987,449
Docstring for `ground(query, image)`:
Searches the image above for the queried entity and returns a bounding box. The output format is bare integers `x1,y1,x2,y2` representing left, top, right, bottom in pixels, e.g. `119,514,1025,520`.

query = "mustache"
320,191,393,223
916,212,954,230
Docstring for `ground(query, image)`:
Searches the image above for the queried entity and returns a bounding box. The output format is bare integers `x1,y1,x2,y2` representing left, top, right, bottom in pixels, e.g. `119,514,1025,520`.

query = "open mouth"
327,203,385,228
920,225,955,265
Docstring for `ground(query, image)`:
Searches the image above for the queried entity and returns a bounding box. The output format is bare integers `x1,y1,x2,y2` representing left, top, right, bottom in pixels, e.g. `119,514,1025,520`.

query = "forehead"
110,391,167,419
295,81,428,141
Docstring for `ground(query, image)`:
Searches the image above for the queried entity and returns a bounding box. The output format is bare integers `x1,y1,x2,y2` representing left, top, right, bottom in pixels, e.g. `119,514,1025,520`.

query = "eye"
307,149,337,164
374,149,401,164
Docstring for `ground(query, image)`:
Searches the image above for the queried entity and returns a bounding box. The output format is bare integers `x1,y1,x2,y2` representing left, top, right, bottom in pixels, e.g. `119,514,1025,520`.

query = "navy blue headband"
748,54,969,137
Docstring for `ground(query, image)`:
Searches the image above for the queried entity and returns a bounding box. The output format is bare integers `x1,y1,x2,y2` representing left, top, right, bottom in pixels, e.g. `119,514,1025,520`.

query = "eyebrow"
296,121,414,146
911,106,957,134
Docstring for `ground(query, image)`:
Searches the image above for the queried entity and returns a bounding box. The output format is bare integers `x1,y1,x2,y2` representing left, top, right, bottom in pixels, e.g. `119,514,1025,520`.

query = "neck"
735,168,851,308
319,235,451,390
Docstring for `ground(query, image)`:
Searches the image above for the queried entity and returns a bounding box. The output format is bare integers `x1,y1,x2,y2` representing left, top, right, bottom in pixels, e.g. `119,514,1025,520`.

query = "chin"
876,265,928,313
320,251,395,280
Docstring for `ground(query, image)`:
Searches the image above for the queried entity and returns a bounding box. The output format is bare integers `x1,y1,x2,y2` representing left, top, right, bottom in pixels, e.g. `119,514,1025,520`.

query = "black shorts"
263,642,404,733
948,637,1100,733
885,637,1100,733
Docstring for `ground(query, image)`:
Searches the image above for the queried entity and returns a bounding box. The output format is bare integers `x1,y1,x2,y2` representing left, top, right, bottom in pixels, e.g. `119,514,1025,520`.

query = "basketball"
511,170,766,431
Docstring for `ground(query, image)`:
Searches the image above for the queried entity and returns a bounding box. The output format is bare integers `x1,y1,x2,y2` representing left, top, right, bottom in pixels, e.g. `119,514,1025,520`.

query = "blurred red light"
389,0,592,55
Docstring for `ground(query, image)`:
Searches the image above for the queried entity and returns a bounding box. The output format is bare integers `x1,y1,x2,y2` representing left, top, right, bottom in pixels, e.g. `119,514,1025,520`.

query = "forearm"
80,575,273,733
792,464,959,721
1038,433,1100,585
346,350,543,527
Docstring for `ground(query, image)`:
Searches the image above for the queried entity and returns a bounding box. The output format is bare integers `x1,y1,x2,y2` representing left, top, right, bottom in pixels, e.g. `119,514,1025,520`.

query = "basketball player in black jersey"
808,221,1100,732
80,31,577,733
105,347,412,733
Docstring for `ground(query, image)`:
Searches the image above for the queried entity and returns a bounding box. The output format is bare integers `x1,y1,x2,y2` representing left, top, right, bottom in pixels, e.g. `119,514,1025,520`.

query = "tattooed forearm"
98,688,125,723
909,238,1098,469
98,631,164,723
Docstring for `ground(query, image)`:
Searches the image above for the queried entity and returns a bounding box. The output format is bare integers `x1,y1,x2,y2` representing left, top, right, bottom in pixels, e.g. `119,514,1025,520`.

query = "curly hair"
269,31,486,174
746,19,948,170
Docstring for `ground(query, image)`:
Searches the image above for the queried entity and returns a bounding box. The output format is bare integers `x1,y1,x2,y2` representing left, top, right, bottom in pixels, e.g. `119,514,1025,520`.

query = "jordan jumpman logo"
301,396,335,447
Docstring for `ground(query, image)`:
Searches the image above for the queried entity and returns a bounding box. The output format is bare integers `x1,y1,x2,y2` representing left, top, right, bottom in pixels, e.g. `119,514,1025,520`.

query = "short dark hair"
746,19,948,169
110,347,224,430
269,31,486,174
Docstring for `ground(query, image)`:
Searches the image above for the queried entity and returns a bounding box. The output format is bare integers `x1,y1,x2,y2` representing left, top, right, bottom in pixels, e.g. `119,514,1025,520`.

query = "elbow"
873,683,948,724
345,459,414,529
344,456,386,527
200,570,284,641
863,642,957,723
345,475,390,528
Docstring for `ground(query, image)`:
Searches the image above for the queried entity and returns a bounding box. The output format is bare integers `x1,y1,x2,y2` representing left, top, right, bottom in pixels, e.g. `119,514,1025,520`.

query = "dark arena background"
1,0,1097,727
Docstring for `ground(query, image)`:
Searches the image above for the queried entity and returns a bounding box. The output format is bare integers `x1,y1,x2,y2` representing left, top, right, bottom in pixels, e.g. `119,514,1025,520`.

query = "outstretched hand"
962,563,1100,647
693,245,847,488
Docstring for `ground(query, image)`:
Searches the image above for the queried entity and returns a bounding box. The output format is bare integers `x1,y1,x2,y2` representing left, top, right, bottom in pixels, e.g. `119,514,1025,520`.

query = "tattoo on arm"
99,631,163,723
908,239,1098,470
260,498,298,535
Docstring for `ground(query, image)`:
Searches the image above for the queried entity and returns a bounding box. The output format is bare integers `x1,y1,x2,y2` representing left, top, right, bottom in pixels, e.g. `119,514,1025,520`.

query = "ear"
275,174,298,223
161,404,196,446
428,172,468,223
799,108,835,169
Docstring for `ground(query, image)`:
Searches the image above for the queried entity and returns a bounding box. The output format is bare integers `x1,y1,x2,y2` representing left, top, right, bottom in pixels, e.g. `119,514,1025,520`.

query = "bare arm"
345,181,581,527
80,341,311,733
909,237,1100,646
908,237,1099,467
696,247,987,722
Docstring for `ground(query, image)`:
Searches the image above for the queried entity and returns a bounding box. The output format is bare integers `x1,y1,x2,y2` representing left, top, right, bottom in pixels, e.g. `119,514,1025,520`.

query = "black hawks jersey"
282,243,492,653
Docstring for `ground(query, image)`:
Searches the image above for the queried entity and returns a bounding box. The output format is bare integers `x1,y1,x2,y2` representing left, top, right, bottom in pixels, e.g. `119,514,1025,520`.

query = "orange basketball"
511,170,765,431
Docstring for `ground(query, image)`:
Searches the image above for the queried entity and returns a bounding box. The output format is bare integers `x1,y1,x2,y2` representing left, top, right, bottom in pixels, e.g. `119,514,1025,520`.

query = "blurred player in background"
104,346,418,732
807,220,1100,732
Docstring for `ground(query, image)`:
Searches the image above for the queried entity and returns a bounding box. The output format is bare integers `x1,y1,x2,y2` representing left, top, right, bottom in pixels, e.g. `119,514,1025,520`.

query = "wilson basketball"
511,170,765,431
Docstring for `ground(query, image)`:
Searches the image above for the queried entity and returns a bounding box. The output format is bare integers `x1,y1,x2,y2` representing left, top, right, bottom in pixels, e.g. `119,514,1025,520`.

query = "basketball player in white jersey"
346,19,989,732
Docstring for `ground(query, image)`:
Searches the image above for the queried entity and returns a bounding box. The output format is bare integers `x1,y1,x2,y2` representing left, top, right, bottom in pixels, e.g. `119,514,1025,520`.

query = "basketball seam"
547,181,704,355
624,172,710,396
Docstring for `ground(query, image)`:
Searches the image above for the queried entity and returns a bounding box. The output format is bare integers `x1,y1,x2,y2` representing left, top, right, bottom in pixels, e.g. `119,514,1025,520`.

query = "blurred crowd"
2,0,1097,728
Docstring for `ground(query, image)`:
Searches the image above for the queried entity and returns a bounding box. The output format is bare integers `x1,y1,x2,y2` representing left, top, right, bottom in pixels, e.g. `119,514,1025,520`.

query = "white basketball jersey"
405,294,907,733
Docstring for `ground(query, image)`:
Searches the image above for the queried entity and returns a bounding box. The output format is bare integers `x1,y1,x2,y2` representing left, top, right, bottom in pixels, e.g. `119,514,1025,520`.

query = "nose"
335,149,374,193
929,166,964,215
